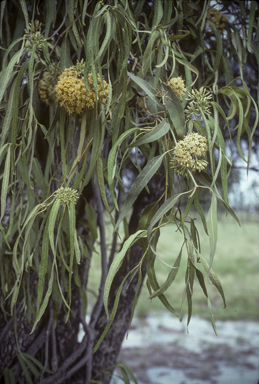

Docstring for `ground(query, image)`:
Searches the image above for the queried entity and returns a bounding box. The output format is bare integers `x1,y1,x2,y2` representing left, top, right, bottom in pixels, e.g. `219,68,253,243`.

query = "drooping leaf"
115,154,166,231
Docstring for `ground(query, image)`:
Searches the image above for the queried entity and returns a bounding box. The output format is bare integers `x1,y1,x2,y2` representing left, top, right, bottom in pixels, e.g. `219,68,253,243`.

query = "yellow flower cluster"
207,8,226,31
38,64,59,105
171,133,208,178
55,187,79,206
55,65,109,115
167,76,186,101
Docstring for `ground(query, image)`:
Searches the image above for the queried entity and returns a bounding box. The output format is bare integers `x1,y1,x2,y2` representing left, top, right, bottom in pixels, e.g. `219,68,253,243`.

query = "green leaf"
17,355,33,384
152,0,163,28
207,193,218,273
186,259,195,326
149,246,182,299
103,230,146,318
200,255,226,309
163,85,186,138
129,119,170,147
60,33,71,71
85,202,98,239
147,192,186,240
107,127,139,210
115,154,166,231
95,11,112,62
1,145,10,220
48,199,61,256
37,215,50,313
127,71,161,107
20,0,29,28
94,267,135,352
247,1,256,52
31,263,55,334
0,50,24,104
195,265,218,335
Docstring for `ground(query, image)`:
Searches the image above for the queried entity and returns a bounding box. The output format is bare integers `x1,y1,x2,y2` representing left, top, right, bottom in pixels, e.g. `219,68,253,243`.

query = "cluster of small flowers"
185,87,212,118
171,132,208,178
55,63,109,115
38,64,59,105
24,21,45,52
207,8,226,31
55,187,79,206
167,76,186,101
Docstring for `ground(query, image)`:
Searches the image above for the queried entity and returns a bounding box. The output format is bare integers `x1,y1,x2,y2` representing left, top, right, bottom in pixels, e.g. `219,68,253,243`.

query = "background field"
88,212,259,322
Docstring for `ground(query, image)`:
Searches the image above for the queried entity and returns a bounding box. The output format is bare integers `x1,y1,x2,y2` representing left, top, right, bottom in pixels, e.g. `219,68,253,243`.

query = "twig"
41,334,89,384
79,302,94,383
47,0,68,41
59,137,93,188
51,318,58,372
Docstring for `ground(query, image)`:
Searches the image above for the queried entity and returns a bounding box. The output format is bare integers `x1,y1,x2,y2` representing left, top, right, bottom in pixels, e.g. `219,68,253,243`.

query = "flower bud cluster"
136,96,146,111
38,64,60,105
171,132,208,178
207,8,226,31
24,21,45,52
55,187,79,206
55,62,109,115
167,76,186,101
185,87,212,118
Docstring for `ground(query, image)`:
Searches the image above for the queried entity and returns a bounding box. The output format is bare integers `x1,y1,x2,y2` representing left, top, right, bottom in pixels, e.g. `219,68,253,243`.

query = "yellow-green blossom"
55,62,109,115
185,87,212,118
38,64,59,105
171,132,208,178
24,21,45,52
167,76,186,101
55,187,78,206
207,8,226,31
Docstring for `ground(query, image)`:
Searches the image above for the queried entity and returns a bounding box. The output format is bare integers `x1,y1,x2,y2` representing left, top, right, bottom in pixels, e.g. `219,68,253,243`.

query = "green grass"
87,213,259,322
136,213,259,321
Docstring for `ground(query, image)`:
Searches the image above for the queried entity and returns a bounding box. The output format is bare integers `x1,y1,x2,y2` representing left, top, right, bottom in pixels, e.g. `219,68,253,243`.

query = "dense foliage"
0,0,258,383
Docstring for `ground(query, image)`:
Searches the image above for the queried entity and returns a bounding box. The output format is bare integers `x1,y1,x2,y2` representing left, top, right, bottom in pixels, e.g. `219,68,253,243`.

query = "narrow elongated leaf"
17,355,33,384
207,193,217,273
195,265,218,335
0,50,23,104
37,216,50,312
94,267,134,352
146,242,178,316
163,85,186,138
31,264,55,334
186,260,195,326
127,71,161,106
200,255,226,308
107,127,142,209
95,11,112,62
149,247,182,299
103,230,146,317
115,154,166,231
147,192,186,240
48,199,61,256
129,120,170,147
1,146,10,220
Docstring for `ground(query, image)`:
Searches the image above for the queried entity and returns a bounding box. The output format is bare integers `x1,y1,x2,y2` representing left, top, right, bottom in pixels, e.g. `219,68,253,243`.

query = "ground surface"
115,314,259,384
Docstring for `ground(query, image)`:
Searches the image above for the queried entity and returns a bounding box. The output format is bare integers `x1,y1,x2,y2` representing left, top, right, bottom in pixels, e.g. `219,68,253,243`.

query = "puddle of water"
118,314,259,384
